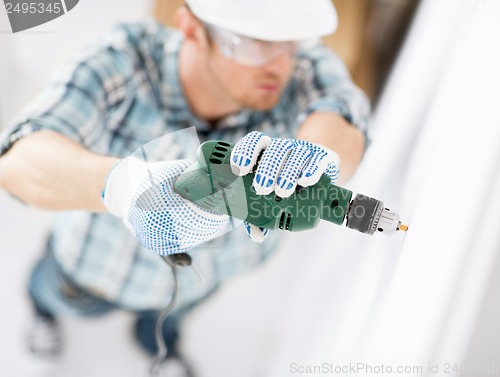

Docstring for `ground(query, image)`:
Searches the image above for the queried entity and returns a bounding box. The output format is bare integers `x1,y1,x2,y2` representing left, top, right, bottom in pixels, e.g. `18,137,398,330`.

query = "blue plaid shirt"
0,21,370,311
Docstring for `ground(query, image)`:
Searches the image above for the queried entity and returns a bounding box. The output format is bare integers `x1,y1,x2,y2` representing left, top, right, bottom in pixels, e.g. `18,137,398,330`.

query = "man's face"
204,34,296,111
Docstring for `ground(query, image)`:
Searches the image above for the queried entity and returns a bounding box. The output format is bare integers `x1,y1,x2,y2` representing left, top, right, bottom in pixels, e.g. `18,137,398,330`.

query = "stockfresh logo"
3,0,79,33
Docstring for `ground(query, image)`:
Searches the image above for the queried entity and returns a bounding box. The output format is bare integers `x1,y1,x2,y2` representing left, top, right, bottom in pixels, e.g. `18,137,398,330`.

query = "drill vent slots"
278,211,292,231
208,141,231,164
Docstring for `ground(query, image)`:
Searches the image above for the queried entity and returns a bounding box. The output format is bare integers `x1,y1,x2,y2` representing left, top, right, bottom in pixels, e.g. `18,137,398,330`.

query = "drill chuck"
174,141,408,236
346,195,406,235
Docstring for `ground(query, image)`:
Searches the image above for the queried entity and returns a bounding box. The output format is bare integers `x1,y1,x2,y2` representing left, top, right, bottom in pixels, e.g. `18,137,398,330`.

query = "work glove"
231,131,340,242
102,158,230,256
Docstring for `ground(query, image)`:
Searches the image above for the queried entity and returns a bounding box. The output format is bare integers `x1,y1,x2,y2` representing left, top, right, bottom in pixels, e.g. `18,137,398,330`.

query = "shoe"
27,314,62,358
150,354,195,377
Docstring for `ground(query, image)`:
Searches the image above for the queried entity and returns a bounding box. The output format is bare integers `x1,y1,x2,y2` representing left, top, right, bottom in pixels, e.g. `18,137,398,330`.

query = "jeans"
28,250,183,355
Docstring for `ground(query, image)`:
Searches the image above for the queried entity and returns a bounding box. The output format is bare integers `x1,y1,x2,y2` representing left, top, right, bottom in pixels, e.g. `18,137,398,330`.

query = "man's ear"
174,6,208,47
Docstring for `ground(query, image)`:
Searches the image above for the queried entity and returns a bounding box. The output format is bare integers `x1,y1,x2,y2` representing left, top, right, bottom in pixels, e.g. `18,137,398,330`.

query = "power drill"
174,140,408,235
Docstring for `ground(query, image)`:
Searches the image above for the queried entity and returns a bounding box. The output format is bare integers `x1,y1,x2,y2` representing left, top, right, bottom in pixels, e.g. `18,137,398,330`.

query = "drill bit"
398,223,409,232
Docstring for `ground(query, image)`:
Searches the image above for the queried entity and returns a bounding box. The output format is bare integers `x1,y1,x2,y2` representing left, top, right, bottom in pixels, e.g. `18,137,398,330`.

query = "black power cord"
149,253,192,376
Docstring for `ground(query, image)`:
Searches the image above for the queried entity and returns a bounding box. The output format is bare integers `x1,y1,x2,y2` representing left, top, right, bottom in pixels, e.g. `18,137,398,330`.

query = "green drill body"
173,141,353,232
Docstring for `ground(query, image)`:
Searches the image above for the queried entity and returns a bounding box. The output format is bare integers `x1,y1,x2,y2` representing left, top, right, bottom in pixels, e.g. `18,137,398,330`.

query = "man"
0,0,369,374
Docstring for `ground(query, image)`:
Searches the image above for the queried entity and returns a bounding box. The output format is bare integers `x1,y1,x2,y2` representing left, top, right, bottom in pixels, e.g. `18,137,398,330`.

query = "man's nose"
262,51,293,75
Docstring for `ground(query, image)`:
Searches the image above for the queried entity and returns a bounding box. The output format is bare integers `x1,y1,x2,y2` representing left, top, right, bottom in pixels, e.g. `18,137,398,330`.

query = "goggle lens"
205,23,298,67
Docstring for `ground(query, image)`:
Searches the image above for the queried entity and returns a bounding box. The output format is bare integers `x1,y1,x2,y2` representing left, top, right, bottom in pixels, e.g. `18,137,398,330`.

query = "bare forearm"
296,112,365,184
0,130,118,211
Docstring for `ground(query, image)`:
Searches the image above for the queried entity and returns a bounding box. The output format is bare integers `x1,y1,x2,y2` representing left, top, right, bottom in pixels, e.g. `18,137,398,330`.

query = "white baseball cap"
185,0,338,42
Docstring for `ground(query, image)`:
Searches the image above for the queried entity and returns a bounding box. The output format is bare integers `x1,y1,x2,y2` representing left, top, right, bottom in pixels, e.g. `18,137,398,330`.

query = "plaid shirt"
0,21,370,311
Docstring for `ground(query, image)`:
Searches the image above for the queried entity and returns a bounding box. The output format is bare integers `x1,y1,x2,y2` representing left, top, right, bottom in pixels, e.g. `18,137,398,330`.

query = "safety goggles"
203,22,299,67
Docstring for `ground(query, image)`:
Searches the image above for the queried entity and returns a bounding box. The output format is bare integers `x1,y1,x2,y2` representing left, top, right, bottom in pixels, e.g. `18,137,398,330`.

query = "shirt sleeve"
0,25,133,157
295,41,372,150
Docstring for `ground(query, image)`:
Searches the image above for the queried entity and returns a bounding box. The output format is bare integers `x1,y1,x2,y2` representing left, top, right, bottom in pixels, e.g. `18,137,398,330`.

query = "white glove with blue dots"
102,158,230,256
231,131,340,242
